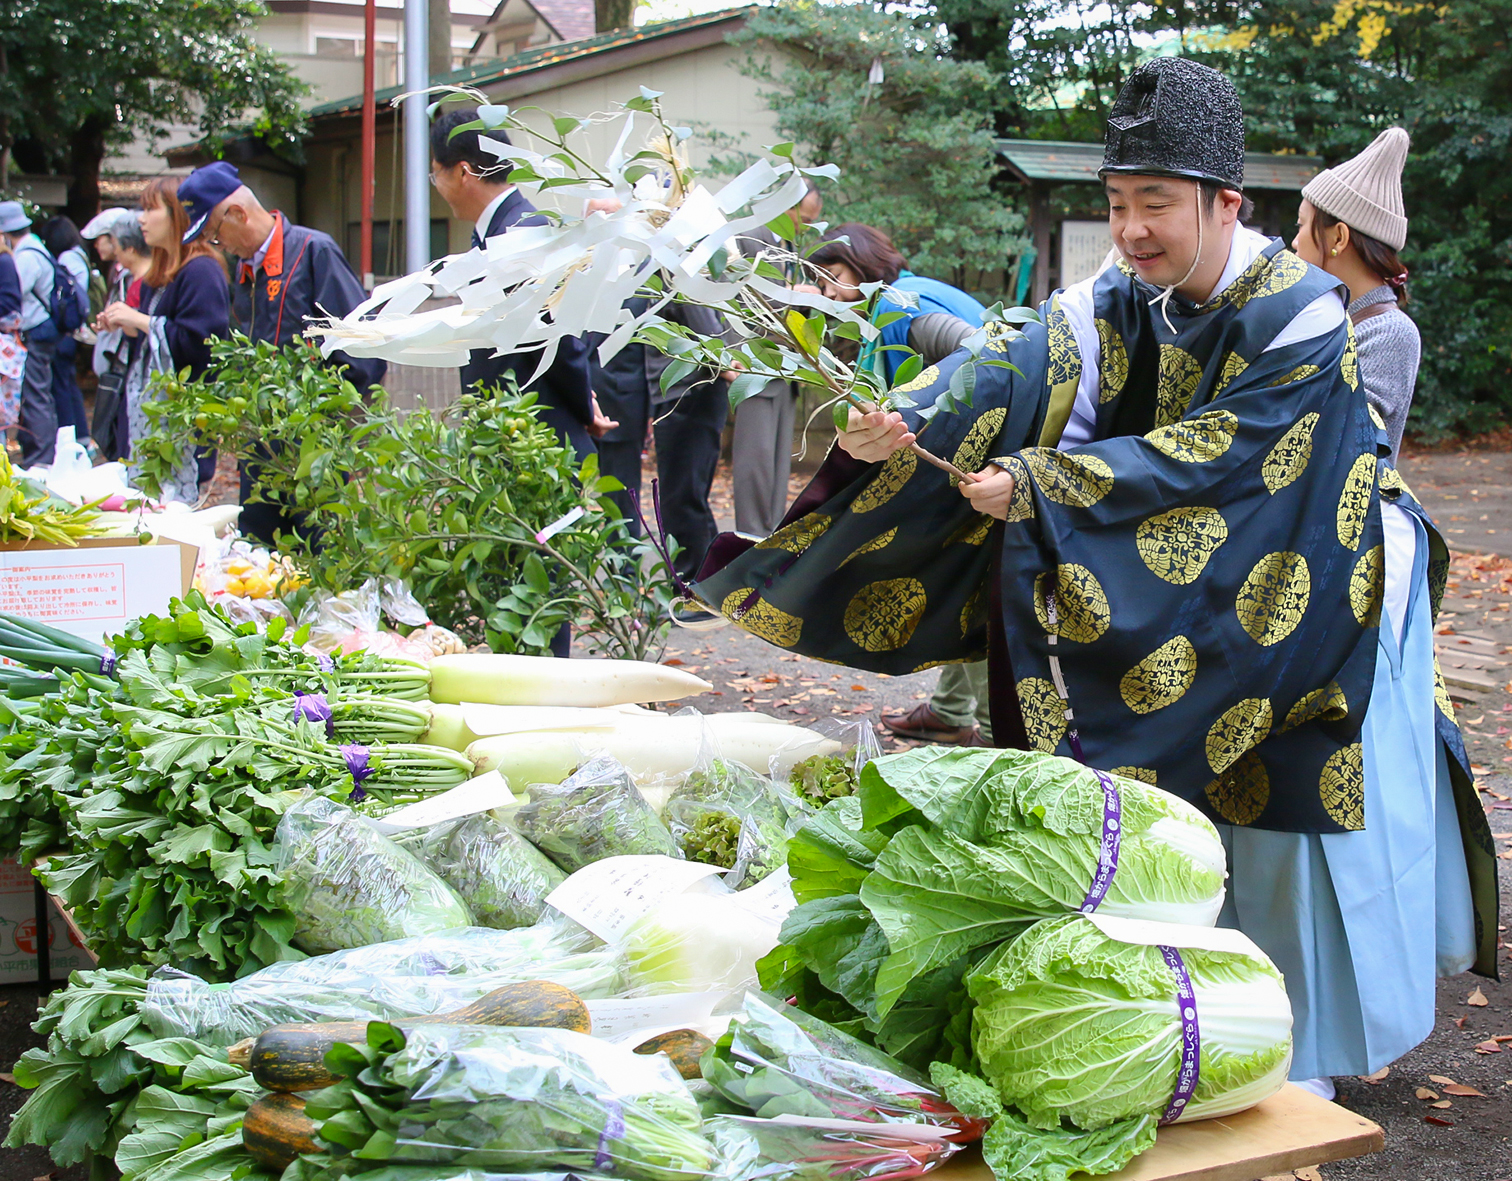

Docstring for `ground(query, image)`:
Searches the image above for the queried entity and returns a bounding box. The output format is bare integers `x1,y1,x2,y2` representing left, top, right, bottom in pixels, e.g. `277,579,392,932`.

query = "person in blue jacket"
808,224,986,383
176,161,386,544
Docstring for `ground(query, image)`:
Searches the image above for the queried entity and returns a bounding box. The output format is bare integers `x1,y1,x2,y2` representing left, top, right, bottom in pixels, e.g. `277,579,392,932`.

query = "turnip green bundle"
759,749,1228,1068
283,1023,715,1181
930,913,1293,1181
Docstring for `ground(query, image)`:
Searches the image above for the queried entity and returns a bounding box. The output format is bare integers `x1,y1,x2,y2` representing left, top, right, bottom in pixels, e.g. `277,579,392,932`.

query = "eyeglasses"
203,207,229,248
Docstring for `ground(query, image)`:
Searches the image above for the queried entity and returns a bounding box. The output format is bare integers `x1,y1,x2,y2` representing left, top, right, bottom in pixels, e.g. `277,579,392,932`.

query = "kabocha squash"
242,1092,320,1170
249,980,591,1092
633,1028,715,1080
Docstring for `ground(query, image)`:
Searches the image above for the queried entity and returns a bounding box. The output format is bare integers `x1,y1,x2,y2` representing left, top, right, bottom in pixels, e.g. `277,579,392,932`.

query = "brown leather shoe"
879,703,977,745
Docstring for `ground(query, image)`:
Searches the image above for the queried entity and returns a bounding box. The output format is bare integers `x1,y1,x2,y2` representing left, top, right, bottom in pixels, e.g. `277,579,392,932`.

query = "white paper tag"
545,855,726,943
587,991,725,1040
367,771,517,833
729,868,797,926
760,1116,955,1144
1086,913,1266,959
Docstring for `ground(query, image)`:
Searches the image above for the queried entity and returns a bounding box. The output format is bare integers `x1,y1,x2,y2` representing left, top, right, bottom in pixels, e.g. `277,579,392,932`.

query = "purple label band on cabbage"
1079,770,1122,914
1158,944,1202,1125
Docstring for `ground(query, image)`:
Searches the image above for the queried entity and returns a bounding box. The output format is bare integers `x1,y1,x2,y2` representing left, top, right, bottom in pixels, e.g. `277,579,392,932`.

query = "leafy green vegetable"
705,1115,961,1181
407,808,567,929
294,1022,714,1180
788,752,859,808
665,759,801,885
931,1062,1157,1181
514,756,680,871
968,915,1292,1132
274,795,474,954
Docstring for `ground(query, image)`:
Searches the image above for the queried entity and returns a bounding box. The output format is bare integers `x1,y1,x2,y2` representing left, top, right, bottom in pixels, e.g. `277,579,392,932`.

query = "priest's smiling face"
1104,175,1240,300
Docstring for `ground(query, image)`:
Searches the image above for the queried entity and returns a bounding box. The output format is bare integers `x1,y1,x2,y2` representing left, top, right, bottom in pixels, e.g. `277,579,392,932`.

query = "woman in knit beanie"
1292,127,1419,461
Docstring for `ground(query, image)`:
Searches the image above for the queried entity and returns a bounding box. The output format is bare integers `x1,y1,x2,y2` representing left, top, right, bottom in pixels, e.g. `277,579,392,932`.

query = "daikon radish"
420,703,484,752
428,653,711,706
460,703,792,737
467,719,841,793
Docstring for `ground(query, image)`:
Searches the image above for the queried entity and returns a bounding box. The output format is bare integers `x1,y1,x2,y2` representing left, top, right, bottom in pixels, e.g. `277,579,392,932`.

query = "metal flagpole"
403,0,430,275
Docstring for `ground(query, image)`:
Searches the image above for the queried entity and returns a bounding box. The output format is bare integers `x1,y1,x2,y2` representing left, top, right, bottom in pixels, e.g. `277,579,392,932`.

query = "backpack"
18,242,85,337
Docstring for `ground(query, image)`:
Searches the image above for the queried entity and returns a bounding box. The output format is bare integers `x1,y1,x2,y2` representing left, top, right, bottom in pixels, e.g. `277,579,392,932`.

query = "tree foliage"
0,0,307,221
731,1,1026,298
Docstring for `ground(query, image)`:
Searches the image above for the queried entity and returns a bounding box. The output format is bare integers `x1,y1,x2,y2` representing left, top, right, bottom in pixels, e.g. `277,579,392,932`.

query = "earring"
1330,248,1338,256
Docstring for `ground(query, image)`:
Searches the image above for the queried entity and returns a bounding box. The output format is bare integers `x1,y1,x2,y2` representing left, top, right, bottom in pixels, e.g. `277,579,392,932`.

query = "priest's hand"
837,408,915,463
959,464,1014,519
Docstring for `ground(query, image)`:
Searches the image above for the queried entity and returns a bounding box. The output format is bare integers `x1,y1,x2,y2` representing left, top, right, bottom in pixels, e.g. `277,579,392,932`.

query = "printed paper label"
728,868,797,926
546,855,725,943
367,771,517,833
0,544,182,646
587,991,725,1040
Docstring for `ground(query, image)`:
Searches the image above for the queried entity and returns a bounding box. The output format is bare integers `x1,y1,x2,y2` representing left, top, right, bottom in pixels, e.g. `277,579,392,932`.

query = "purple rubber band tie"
293,691,335,737
99,652,116,675
595,1100,625,1171
1079,771,1122,913
340,743,374,801
1158,945,1201,1126
314,652,335,672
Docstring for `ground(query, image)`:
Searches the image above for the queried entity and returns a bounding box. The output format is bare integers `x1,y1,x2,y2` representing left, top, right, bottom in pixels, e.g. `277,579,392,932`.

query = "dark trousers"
239,449,318,549
51,337,89,443
652,387,728,580
19,332,58,467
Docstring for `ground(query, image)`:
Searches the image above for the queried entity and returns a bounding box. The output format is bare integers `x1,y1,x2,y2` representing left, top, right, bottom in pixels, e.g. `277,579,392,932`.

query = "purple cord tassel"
646,478,693,598
99,652,116,675
339,743,374,801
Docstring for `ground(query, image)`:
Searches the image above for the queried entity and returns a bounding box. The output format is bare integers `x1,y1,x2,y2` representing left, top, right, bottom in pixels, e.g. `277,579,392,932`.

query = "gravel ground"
0,450,1507,1181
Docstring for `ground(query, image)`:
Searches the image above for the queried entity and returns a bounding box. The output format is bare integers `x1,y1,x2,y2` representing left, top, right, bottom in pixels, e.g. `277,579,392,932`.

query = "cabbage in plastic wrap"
514,757,681,872
413,809,567,929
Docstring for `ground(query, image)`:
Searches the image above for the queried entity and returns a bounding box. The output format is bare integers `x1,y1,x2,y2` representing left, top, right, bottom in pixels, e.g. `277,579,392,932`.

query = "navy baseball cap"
179,161,243,242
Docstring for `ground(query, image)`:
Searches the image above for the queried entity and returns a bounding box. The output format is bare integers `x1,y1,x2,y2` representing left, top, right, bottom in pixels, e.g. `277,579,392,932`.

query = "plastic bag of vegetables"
702,993,982,1138
273,794,474,954
706,1116,961,1181
622,883,786,998
407,808,567,929
514,756,681,872
664,760,799,885
141,921,631,1043
288,1022,715,1181
783,719,883,809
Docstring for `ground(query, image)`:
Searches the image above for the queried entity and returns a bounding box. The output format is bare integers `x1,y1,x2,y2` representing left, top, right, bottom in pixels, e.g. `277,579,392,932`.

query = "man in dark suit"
429,108,610,457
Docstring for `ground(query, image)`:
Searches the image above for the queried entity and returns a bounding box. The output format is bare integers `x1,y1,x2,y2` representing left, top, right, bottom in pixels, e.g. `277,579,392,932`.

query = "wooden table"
937,1086,1383,1181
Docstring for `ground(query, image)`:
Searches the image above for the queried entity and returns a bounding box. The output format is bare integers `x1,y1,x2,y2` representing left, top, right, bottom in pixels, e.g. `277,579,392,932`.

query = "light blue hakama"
1216,506,1477,1079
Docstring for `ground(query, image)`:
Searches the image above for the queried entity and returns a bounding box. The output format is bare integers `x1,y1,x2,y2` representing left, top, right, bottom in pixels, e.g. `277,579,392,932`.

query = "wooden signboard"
937,1087,1383,1181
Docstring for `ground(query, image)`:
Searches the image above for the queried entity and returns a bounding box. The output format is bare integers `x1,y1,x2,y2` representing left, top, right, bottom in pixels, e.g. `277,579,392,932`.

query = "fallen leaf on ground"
1431,1099,1454,1109
1416,1087,1439,1100
1429,1074,1458,1085
1468,987,1490,1006
1444,1084,1486,1097
1360,1067,1390,1083
1476,1040,1504,1054
1424,1115,1455,1126
0,1072,13,1085
1455,1017,1469,1029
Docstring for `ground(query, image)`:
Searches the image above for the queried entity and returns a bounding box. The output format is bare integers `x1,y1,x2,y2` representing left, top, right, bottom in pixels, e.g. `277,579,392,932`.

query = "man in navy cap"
178,161,385,544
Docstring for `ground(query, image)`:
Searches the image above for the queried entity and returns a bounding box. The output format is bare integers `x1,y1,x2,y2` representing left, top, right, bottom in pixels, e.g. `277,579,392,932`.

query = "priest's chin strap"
643,478,729,632
1147,185,1205,336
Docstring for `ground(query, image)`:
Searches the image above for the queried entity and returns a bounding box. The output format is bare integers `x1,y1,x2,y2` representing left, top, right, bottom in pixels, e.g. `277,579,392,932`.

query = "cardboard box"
0,533,194,647
0,858,89,984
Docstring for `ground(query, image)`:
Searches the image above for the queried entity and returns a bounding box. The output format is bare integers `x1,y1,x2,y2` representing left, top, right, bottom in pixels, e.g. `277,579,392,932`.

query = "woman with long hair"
97,176,228,501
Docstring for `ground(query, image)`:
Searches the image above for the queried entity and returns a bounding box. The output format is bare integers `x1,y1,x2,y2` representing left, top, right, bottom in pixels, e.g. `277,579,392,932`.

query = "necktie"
471,229,483,250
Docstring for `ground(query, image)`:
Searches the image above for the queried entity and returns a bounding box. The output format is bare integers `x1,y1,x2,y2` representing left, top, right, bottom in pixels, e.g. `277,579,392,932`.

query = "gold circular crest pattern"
1261,412,1319,494
1017,676,1067,752
951,407,1010,487
1097,319,1129,403
1112,766,1157,784
1001,456,1035,524
1022,448,1116,508
1267,364,1321,388
1368,405,1386,431
1206,697,1274,775
1197,750,1270,822
1135,506,1230,585
1215,351,1249,396
1047,298,1083,392
1350,545,1384,626
1147,410,1240,463
844,578,929,652
893,364,941,393
1204,750,1271,825
1319,743,1365,829
1156,345,1204,427
1119,634,1198,714
1284,682,1348,730
1336,453,1376,550
1341,324,1359,390
1378,465,1408,497
948,514,995,545
1033,564,1112,644
839,527,899,568
1433,658,1454,719
1229,250,1309,311
1236,551,1311,646
961,587,987,638
720,589,802,647
755,512,831,552
853,448,918,513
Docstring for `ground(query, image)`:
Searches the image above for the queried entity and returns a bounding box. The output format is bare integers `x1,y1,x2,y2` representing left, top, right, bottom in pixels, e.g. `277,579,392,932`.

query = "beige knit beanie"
1301,127,1410,250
